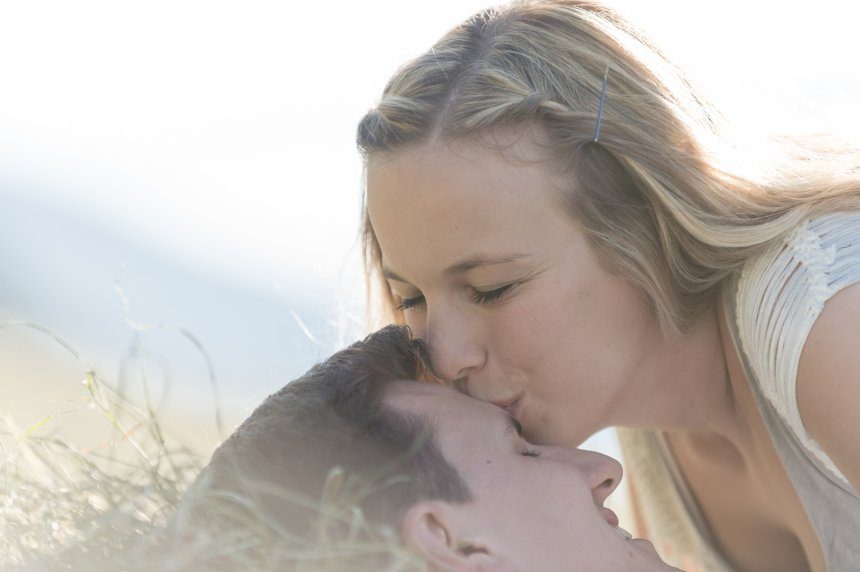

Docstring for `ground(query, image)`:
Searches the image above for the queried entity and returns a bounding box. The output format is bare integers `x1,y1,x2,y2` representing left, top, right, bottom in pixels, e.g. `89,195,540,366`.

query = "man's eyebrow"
382,253,529,283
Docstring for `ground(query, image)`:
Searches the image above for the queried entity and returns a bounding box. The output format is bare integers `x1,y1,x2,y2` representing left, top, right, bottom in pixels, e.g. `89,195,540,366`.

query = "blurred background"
0,0,857,495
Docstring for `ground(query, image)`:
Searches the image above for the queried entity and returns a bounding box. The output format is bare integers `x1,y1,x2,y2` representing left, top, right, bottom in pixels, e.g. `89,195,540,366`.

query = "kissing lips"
492,391,525,421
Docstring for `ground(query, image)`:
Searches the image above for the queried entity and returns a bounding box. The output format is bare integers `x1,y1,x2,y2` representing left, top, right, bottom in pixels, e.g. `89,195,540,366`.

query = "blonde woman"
356,1,860,570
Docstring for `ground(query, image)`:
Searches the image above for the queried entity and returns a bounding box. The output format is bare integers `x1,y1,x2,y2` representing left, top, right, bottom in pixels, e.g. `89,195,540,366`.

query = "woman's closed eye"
394,283,517,312
395,293,425,311
470,283,516,305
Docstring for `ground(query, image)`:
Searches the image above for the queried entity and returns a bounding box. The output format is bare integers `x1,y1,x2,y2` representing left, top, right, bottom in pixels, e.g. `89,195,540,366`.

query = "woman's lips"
492,391,525,420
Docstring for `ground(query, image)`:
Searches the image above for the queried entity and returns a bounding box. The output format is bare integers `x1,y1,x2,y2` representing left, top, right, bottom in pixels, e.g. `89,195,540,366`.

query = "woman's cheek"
403,312,425,338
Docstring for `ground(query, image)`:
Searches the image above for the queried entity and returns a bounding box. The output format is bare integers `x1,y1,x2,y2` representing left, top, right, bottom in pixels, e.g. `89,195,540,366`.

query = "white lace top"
736,212,860,486
618,211,860,571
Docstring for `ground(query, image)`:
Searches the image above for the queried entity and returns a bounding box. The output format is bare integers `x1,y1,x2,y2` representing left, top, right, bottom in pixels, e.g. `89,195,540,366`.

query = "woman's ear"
401,502,515,572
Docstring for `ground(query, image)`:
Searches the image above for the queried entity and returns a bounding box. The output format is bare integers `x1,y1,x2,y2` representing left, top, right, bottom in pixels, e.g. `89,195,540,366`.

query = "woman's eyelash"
395,283,517,311
471,283,515,305
395,294,425,311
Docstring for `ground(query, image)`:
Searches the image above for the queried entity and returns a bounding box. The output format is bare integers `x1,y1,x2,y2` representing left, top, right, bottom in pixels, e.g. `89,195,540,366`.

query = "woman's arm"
797,281,860,492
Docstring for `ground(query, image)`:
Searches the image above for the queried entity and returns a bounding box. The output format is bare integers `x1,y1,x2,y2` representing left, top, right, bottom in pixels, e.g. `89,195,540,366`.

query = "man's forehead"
386,381,470,418
385,380,453,410
385,380,498,428
386,381,513,476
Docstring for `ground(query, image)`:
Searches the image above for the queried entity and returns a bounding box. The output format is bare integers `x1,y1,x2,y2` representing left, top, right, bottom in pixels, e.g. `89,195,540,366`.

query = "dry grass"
0,320,425,571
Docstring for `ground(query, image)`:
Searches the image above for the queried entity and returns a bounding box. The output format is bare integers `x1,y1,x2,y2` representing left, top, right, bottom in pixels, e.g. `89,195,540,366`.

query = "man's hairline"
381,379,474,502
381,379,443,446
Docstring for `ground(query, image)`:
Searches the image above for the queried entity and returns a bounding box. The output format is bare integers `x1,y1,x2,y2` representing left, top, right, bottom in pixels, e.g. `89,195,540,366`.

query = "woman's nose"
581,450,623,506
424,308,486,382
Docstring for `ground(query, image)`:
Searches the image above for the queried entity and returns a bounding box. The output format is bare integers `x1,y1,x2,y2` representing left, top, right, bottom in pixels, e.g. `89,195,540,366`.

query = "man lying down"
172,325,681,571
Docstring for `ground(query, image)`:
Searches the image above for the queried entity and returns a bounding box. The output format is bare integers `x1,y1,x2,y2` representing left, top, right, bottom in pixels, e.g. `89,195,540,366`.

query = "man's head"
182,326,470,562
180,325,679,571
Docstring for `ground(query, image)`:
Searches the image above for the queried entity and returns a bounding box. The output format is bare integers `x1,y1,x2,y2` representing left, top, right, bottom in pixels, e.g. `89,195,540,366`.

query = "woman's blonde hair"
357,0,860,338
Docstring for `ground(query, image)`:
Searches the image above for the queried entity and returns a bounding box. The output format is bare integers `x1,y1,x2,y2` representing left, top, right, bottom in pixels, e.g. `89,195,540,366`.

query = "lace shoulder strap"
735,211,860,486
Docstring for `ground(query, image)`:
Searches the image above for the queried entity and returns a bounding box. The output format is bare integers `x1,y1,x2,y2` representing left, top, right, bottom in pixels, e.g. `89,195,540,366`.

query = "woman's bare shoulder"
796,282,860,492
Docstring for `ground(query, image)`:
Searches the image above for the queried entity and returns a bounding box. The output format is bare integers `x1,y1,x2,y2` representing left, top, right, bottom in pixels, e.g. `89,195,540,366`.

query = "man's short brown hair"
176,325,471,568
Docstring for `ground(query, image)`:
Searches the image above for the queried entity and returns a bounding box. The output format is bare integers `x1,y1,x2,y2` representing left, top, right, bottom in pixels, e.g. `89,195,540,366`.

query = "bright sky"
1,0,858,297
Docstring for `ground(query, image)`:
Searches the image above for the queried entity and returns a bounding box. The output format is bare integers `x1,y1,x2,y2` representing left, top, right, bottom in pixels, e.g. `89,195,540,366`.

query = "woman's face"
366,133,664,446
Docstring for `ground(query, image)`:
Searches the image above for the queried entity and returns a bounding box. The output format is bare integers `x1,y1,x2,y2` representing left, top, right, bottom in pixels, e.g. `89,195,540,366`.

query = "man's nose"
425,306,486,383
581,449,623,506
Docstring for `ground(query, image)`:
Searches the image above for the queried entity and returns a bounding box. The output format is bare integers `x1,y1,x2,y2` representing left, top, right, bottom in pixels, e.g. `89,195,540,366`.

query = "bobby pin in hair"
593,65,610,143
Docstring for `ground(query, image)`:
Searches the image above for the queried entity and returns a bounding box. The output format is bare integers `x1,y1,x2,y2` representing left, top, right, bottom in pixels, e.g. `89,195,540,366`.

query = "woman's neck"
614,297,753,448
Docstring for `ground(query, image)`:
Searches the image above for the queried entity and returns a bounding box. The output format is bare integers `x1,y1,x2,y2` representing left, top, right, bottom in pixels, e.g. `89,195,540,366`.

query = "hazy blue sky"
2,0,857,297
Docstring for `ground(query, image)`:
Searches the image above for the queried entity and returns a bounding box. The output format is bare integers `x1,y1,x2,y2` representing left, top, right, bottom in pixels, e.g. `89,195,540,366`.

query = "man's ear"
401,501,515,572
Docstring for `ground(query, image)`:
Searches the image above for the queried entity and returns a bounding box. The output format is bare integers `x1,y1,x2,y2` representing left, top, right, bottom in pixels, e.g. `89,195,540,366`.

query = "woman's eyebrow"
382,267,408,282
444,253,529,277
383,253,529,283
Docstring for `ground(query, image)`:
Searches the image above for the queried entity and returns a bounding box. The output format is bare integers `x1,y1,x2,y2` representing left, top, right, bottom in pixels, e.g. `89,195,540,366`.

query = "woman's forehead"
366,142,570,274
